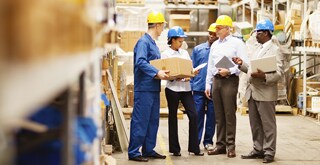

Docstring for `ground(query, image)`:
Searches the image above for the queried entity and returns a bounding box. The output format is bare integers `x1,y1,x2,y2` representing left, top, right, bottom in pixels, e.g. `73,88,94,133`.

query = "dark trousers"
212,75,239,150
165,88,200,153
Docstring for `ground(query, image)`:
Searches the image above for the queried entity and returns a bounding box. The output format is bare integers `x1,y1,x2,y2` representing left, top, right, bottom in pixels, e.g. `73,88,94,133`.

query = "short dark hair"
167,37,179,45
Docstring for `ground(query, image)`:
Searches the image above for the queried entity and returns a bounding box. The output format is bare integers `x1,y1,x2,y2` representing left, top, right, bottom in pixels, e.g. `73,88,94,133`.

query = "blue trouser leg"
193,92,205,145
128,91,159,158
193,91,215,146
203,96,215,145
142,92,160,157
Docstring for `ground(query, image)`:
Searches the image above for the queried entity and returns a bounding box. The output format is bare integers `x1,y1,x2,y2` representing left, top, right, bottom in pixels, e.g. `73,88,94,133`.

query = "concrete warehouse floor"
113,111,320,165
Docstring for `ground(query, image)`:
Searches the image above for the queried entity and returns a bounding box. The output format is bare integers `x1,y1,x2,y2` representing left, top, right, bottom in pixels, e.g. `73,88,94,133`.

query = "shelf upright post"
61,88,76,165
242,3,245,22
302,51,307,116
302,0,307,116
251,6,254,25
261,0,264,22
287,0,289,18
272,0,275,24
78,71,85,116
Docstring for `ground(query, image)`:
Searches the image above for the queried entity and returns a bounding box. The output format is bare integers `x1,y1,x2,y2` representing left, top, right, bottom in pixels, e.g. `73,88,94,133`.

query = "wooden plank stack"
164,0,188,5
194,0,217,5
116,0,145,6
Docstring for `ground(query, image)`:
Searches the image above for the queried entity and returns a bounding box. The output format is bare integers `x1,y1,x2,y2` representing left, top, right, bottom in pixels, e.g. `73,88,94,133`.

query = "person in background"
205,15,249,158
233,19,284,164
191,23,219,151
162,26,204,157
128,11,170,162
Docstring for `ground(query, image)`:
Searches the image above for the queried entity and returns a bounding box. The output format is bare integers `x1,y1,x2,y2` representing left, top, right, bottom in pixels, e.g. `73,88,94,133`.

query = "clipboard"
250,55,277,73
215,56,235,68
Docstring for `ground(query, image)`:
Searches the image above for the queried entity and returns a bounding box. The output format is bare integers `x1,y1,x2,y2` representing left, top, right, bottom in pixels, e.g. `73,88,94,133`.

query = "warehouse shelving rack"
0,0,123,164
164,2,219,50
231,0,290,26
293,46,320,116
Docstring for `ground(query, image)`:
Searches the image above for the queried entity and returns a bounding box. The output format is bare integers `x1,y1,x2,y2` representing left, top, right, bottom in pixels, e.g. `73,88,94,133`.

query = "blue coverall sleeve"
135,40,159,78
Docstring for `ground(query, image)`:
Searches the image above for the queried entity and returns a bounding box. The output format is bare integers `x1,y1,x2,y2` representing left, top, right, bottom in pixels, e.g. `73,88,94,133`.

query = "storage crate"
169,13,190,32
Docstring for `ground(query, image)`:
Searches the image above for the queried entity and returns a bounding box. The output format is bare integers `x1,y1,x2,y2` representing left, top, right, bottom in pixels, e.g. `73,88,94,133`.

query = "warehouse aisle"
113,112,320,165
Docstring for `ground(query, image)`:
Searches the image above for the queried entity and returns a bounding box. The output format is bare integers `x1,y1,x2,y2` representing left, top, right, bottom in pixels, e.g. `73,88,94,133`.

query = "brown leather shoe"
227,149,236,158
207,147,226,155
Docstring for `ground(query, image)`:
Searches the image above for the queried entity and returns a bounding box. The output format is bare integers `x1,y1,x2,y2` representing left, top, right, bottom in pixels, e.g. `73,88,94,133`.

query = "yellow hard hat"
215,15,233,27
147,11,167,23
208,23,216,32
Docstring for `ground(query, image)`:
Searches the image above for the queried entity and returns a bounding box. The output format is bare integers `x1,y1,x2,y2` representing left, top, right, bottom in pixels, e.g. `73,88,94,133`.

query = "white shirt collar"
218,35,232,43
168,47,181,55
261,39,272,49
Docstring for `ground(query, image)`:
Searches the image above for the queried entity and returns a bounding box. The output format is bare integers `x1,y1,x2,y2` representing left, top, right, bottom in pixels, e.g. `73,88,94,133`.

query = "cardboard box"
292,25,301,32
150,57,194,80
119,31,145,52
311,96,320,112
169,14,190,32
290,9,301,17
160,84,167,108
277,10,286,25
291,17,302,25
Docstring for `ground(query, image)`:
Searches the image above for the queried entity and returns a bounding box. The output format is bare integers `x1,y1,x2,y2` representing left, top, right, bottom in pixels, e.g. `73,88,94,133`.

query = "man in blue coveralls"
191,23,218,151
128,11,170,162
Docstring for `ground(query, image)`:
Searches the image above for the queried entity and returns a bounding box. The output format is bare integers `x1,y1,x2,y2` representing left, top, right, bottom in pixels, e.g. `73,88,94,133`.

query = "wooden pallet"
116,0,145,5
122,108,184,120
164,0,188,5
239,105,293,116
194,0,217,5
304,38,320,48
306,110,320,121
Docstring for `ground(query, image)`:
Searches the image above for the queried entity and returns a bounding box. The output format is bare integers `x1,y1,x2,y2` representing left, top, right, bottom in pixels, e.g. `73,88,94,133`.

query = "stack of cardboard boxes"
290,2,303,45
169,11,191,32
118,31,145,52
291,78,320,111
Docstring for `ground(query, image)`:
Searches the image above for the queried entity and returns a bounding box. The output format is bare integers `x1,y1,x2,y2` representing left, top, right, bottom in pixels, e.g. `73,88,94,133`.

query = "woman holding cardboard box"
161,26,203,157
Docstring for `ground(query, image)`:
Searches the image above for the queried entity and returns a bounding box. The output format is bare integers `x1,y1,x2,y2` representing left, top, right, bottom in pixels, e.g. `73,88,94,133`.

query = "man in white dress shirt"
205,15,249,158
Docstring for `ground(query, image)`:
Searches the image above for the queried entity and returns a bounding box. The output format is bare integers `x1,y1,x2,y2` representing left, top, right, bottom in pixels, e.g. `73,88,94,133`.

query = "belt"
214,74,236,79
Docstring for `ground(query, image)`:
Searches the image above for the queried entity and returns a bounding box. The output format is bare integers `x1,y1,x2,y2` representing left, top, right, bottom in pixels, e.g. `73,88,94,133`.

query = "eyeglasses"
216,26,228,31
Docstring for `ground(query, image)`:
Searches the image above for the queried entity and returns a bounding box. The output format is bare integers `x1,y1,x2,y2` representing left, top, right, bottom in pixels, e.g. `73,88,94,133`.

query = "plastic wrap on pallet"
309,2,320,43
116,6,151,31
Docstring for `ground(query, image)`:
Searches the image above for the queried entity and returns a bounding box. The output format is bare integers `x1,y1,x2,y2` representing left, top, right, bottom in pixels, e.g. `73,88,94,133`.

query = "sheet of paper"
194,63,207,71
250,55,277,73
215,56,235,68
